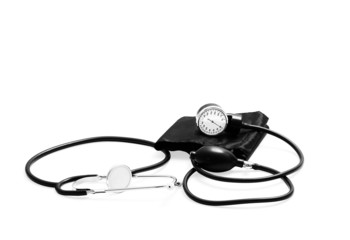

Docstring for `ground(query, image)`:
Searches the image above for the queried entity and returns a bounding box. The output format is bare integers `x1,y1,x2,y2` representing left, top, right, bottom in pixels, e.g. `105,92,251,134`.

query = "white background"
1,1,349,239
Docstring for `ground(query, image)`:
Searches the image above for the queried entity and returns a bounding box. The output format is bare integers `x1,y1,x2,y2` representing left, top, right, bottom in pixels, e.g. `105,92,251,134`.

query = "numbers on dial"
198,108,227,135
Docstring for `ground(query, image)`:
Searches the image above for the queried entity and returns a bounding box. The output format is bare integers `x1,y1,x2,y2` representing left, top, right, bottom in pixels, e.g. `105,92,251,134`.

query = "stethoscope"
25,104,304,206
25,137,180,196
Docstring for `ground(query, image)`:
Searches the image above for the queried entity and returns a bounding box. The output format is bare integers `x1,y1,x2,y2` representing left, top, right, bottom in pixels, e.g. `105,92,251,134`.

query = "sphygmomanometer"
25,103,304,206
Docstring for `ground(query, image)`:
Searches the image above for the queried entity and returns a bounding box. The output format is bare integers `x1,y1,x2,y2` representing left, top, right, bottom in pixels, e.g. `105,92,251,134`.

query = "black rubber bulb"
190,146,239,172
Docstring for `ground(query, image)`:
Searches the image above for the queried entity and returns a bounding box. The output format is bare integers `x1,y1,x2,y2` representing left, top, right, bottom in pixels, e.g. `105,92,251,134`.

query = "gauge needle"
208,118,222,128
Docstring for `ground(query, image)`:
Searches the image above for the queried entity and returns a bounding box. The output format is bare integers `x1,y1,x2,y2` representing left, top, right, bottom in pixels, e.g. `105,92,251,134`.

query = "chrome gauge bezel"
196,104,228,136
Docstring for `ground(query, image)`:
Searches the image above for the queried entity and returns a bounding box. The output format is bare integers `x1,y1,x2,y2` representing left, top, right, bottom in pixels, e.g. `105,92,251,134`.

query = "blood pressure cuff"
155,111,269,160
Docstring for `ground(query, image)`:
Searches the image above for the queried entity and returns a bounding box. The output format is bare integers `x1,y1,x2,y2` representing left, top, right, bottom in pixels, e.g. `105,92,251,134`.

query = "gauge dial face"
197,107,228,136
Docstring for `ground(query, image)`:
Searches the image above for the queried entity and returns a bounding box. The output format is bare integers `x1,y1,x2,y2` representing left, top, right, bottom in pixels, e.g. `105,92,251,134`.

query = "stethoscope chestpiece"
55,165,181,196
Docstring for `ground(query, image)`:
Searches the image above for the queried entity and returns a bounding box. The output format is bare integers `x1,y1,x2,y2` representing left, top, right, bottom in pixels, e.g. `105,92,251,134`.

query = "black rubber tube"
55,174,97,196
25,136,171,190
183,164,294,206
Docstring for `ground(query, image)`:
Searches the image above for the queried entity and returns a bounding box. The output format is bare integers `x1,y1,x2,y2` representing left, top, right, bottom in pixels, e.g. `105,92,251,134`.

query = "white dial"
196,104,228,136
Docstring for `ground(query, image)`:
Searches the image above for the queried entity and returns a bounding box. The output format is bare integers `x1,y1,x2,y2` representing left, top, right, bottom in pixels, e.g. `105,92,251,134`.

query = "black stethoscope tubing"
25,136,171,191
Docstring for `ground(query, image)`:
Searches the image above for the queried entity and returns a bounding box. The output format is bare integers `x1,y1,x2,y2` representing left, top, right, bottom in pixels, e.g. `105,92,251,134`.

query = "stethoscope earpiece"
190,146,242,172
